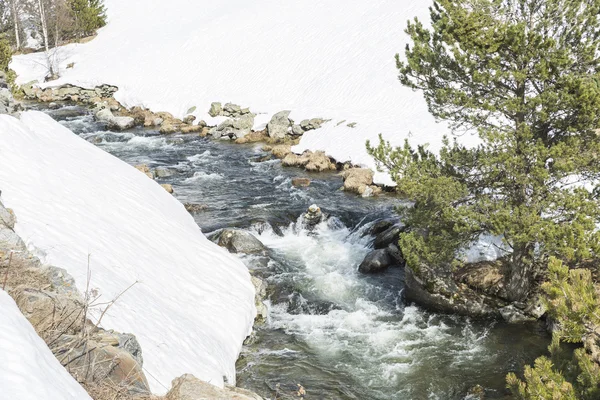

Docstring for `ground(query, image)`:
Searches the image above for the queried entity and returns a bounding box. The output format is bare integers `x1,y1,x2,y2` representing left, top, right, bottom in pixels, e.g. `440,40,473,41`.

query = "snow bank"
0,112,256,393
0,290,92,400
9,0,472,185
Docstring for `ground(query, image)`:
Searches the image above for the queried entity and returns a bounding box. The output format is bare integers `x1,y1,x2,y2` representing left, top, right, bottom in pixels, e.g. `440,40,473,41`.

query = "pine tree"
368,0,600,301
69,0,106,38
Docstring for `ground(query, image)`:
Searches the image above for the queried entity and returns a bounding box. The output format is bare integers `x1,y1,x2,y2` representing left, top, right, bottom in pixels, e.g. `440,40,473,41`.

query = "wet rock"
251,275,268,323
155,167,175,178
499,305,534,323
184,203,208,213
208,102,222,117
362,220,394,238
301,204,326,231
218,229,266,254
48,102,60,110
267,110,292,140
387,243,405,266
403,263,504,318
373,225,403,249
166,374,263,400
95,105,135,131
292,177,311,187
358,249,394,274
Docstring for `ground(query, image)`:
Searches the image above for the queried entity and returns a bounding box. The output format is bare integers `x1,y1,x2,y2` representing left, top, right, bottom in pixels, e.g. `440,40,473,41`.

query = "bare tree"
11,0,20,50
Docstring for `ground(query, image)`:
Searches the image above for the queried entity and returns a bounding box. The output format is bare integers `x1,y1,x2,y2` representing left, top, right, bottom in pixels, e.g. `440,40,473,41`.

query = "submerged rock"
358,249,394,273
218,229,266,254
291,177,311,187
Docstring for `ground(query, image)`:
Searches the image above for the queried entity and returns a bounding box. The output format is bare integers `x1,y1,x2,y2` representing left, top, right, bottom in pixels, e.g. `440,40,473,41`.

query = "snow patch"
8,0,473,185
0,290,93,400
0,112,256,394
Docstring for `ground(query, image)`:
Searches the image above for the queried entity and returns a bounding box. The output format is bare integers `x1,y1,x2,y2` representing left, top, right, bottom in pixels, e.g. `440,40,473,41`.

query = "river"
32,103,550,400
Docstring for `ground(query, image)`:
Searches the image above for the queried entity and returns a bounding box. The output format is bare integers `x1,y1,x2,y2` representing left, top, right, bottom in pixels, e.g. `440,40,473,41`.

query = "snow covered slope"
10,0,467,185
0,112,256,394
0,290,93,400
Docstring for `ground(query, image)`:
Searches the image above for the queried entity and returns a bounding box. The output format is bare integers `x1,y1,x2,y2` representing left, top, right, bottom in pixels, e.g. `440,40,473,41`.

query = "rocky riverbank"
17,81,389,197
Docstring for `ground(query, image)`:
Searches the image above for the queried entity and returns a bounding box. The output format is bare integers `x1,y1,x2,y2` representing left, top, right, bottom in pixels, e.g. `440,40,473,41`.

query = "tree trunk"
38,0,49,53
506,243,535,302
11,0,20,50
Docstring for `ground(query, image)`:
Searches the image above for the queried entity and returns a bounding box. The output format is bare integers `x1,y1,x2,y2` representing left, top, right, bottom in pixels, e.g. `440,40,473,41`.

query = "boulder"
95,106,135,131
386,243,405,266
362,220,394,238
155,167,175,178
183,115,196,125
271,144,292,159
218,229,266,254
210,114,255,140
166,374,263,400
208,102,222,117
341,168,381,197
292,177,311,187
301,204,327,231
291,124,304,136
300,118,324,131
251,275,268,323
305,151,336,172
267,110,292,140
54,334,149,394
222,103,244,117
373,225,403,249
358,249,394,274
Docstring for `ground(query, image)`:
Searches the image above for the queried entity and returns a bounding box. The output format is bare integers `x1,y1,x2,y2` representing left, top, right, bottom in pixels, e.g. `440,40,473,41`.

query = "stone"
301,204,326,231
48,102,60,110
184,203,208,213
341,168,374,196
267,110,292,140
222,103,243,117
54,334,149,394
21,81,39,98
499,305,534,323
155,167,175,178
134,164,154,179
208,102,222,117
161,184,174,194
107,116,136,131
183,115,196,125
218,229,266,254
387,243,405,266
291,124,305,136
292,177,311,187
305,151,336,172
43,266,80,296
13,288,85,341
0,202,16,229
271,144,292,159
166,374,263,400
358,249,394,274
363,220,394,238
211,114,254,139
251,276,268,323
373,225,403,249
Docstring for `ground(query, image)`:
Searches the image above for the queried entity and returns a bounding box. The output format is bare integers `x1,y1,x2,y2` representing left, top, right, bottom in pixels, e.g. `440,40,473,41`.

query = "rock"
499,305,534,323
48,102,60,110
403,263,504,318
341,168,379,196
453,260,508,299
218,229,266,254
21,81,39,98
234,129,268,144
0,202,16,229
387,243,405,266
291,124,305,136
95,106,135,131
301,204,326,231
305,151,336,172
183,115,196,125
166,374,263,400
54,334,149,394
358,249,394,274
271,144,292,159
251,276,268,323
161,184,174,194
13,288,85,341
184,203,208,213
222,103,244,117
155,167,175,178
292,177,311,187
44,266,80,296
267,110,292,140
208,102,222,117
300,118,325,131
363,220,394,238
134,164,154,179
210,114,255,139
373,225,403,249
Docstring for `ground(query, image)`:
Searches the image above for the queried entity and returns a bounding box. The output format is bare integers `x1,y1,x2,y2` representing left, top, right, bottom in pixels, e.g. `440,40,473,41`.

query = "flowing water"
32,103,550,400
